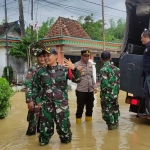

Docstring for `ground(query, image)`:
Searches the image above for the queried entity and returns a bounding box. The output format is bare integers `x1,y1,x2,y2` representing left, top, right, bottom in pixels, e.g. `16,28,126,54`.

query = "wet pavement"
0,90,150,150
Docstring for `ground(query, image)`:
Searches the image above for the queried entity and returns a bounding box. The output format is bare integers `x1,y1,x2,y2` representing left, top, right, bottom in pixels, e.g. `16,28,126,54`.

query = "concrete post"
56,45,64,64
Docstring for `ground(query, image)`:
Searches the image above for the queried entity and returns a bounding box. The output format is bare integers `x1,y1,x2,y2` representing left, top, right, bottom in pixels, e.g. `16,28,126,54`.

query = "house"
0,21,27,81
40,17,122,72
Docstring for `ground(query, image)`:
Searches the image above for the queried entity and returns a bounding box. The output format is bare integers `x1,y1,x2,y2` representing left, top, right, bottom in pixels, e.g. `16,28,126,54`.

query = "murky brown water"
0,91,150,150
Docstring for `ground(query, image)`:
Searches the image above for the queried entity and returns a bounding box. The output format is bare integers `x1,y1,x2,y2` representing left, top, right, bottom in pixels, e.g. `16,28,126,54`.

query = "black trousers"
76,90,94,118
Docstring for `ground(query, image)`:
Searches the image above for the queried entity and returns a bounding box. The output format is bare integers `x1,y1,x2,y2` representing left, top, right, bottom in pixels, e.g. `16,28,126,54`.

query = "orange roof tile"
45,17,91,39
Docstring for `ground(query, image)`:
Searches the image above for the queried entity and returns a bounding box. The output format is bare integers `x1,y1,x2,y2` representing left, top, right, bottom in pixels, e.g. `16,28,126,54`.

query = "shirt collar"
103,61,110,67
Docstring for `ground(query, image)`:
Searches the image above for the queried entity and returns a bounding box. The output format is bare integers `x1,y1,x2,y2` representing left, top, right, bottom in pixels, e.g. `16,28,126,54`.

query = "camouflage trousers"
39,101,72,145
101,98,120,125
27,107,40,133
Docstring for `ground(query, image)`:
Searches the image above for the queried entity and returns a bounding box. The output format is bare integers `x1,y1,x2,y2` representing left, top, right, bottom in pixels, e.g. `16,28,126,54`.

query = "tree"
25,17,55,40
38,17,55,38
106,19,125,42
9,17,55,60
78,14,103,41
9,37,31,60
78,15,125,42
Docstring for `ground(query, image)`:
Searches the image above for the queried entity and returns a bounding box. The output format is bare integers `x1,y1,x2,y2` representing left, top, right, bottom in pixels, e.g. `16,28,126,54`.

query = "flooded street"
0,90,150,150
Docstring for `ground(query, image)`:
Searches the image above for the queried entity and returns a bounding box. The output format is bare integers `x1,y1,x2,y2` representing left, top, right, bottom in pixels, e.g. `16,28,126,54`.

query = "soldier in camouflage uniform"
25,49,45,135
99,51,120,130
33,48,81,146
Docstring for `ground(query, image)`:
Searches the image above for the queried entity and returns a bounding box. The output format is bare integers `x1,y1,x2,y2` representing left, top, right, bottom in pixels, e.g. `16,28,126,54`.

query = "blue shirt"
143,41,150,76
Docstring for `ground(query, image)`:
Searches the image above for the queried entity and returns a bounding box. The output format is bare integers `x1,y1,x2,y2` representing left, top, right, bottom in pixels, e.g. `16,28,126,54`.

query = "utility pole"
18,0,25,37
31,0,33,43
31,0,34,65
4,0,9,82
101,0,105,51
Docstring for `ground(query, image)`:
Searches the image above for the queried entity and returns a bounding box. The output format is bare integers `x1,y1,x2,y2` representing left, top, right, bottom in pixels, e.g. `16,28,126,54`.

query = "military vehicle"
119,0,150,119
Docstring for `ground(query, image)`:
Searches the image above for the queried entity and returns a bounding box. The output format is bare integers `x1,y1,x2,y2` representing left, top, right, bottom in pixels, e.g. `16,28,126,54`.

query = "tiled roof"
0,21,20,36
45,17,91,39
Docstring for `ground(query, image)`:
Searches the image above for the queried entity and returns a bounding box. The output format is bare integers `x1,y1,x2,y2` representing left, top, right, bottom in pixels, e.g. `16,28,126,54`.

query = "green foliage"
26,17,55,40
78,14,126,42
0,78,14,118
79,14,103,41
9,17,55,60
105,19,126,42
2,66,13,84
38,17,55,38
9,37,31,60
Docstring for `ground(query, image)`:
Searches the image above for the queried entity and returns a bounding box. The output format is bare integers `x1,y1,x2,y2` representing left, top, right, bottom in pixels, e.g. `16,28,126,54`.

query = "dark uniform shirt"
143,41,150,76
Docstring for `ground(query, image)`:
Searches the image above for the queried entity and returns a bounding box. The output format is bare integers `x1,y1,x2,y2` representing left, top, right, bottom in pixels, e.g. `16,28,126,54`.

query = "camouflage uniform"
33,64,80,145
99,62,120,126
25,63,43,135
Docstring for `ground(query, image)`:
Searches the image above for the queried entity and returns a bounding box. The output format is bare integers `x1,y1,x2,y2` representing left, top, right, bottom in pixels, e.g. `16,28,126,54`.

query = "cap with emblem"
81,50,90,55
45,48,58,55
36,49,45,57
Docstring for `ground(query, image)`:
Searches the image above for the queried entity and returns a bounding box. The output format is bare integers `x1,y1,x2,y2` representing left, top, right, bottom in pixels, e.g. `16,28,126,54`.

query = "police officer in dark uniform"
138,30,150,117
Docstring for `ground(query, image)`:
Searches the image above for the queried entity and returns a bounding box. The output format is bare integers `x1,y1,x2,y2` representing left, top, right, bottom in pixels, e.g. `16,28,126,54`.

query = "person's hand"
28,102,34,111
64,58,74,70
94,88,98,94
37,103,41,108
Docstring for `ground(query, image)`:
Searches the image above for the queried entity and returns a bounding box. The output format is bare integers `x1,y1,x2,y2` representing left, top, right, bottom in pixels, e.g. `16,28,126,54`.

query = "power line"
0,0,126,24
39,0,125,20
81,0,126,13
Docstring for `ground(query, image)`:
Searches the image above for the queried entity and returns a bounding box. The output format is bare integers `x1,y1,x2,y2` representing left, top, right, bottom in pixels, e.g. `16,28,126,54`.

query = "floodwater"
0,91,150,150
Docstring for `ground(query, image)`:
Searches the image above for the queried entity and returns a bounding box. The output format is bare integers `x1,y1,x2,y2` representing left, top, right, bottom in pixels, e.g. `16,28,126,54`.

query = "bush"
0,78,14,118
2,66,14,84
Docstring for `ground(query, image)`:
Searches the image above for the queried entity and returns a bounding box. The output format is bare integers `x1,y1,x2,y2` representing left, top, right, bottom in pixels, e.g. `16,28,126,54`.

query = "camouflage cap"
45,48,58,55
36,49,45,57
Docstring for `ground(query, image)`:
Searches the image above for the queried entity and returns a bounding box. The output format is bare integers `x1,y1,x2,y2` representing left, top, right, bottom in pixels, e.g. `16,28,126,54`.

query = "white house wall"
0,47,7,77
9,56,26,77
7,29,21,38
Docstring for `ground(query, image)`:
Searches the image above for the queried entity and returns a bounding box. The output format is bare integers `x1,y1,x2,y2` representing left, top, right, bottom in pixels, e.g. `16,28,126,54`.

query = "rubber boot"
85,116,92,122
138,98,150,117
76,118,81,124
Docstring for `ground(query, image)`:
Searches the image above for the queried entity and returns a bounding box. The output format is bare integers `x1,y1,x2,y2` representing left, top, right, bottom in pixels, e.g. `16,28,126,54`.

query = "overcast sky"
0,0,126,28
